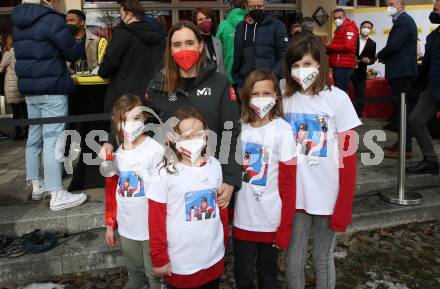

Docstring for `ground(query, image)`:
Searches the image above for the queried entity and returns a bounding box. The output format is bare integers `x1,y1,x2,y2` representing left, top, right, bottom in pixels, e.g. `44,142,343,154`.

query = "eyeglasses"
248,4,265,10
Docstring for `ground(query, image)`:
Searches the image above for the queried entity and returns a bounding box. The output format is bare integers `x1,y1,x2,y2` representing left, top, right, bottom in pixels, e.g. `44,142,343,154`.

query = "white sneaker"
31,179,46,201
49,189,87,211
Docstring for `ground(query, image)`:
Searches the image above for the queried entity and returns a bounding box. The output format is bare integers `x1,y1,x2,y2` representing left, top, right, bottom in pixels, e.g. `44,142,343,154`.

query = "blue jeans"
332,68,354,93
25,95,68,192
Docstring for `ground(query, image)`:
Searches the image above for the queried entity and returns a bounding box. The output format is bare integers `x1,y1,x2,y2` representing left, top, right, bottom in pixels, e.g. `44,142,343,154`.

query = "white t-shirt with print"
283,86,361,215
148,157,225,275
114,137,164,241
234,118,297,232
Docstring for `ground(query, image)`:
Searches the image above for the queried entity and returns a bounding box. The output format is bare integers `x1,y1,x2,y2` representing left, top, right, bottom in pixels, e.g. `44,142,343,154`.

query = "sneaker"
31,179,46,201
49,189,87,211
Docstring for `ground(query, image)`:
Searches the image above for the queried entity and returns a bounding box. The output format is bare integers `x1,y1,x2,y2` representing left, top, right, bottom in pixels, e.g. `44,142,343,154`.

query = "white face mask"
122,121,145,143
250,96,276,119
291,66,320,91
361,28,371,36
386,6,398,17
176,139,206,163
335,18,344,27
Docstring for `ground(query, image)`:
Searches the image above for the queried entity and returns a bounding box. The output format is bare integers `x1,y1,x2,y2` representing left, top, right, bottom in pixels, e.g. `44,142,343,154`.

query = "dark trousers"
409,85,440,162
389,76,416,152
11,102,28,137
233,238,278,289
352,70,366,117
168,278,220,289
333,68,354,93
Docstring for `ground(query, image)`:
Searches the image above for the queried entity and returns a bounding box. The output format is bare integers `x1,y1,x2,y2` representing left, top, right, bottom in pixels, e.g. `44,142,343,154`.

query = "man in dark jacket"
327,8,359,93
98,0,164,113
12,0,87,211
377,0,418,158
352,20,376,118
232,0,288,88
407,0,440,175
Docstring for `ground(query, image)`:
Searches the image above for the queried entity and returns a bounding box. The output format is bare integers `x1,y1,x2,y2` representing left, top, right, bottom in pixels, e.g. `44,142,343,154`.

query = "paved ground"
10,219,440,289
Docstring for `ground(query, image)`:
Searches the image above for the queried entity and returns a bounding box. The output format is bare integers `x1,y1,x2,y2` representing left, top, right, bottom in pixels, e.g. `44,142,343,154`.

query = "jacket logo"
197,88,212,96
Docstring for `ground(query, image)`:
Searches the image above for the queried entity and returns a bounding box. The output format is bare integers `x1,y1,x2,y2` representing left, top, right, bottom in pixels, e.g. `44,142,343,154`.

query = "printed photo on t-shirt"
185,189,217,222
285,113,328,158
117,171,145,197
242,142,269,187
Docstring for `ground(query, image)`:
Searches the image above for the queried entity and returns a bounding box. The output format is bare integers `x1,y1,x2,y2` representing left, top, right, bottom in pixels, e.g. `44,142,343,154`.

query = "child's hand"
99,143,114,160
105,228,118,247
153,263,171,276
218,183,234,208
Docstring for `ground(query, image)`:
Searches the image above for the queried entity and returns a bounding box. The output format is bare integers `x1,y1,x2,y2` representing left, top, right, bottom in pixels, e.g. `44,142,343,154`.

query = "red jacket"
328,18,359,69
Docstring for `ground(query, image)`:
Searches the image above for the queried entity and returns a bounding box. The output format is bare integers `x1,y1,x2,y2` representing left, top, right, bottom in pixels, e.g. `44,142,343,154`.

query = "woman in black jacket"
98,0,164,113
101,20,241,207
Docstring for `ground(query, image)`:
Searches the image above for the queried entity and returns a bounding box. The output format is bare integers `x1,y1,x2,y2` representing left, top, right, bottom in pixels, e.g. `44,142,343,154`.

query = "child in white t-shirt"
282,35,361,289
233,69,297,289
148,106,228,289
104,94,163,289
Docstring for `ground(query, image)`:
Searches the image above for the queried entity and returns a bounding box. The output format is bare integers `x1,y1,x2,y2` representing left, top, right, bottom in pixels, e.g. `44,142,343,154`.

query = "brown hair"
163,21,207,96
162,106,209,173
283,35,331,97
240,69,283,123
111,94,147,144
333,8,346,16
192,7,218,35
119,0,145,20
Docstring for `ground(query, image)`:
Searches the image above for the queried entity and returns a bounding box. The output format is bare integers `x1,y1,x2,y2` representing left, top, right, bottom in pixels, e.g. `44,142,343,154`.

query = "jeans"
120,236,162,289
25,95,68,192
285,212,337,289
409,86,440,162
233,239,278,289
332,68,354,93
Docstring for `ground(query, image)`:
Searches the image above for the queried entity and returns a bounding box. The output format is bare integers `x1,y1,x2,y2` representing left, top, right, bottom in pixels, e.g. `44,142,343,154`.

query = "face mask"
197,20,213,34
67,24,80,36
249,9,265,23
122,121,145,143
429,11,440,24
176,139,206,163
335,18,343,27
386,6,398,17
291,66,320,91
250,96,276,119
172,50,200,72
361,28,371,36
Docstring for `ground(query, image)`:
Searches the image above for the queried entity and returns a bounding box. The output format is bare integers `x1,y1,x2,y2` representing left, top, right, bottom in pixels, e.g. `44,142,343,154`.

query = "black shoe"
406,160,439,175
0,131,9,139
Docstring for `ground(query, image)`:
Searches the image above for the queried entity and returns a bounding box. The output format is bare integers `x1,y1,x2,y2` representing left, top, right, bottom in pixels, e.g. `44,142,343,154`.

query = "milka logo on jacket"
197,88,212,96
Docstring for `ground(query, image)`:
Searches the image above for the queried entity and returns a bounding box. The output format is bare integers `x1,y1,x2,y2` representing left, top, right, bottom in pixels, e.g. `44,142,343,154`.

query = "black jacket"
416,26,440,102
146,63,242,188
98,21,165,112
354,37,376,79
232,14,288,87
377,12,418,80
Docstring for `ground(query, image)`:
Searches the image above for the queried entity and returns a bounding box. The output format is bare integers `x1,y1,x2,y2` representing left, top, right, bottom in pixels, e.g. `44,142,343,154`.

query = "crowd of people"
1,0,440,288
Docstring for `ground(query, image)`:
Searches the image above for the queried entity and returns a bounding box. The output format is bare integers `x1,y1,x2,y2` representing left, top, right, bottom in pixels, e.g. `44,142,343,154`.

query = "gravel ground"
12,220,440,289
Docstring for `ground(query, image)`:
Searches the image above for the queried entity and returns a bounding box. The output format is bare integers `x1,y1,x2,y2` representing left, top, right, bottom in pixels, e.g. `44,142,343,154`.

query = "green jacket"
216,8,247,84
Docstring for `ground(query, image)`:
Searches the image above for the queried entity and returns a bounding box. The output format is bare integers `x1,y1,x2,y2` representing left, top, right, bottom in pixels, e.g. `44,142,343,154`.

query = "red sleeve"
328,25,358,54
330,132,357,232
105,175,119,230
148,199,170,267
274,161,297,250
220,208,229,249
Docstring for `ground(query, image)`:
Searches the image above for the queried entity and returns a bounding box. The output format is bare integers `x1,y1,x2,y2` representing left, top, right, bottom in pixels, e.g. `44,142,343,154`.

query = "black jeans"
389,76,416,152
352,70,366,117
233,238,278,289
333,68,354,93
168,278,220,289
409,85,440,162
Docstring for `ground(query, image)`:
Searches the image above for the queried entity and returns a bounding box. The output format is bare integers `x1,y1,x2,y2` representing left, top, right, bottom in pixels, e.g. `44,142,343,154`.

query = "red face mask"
197,19,212,34
172,50,200,72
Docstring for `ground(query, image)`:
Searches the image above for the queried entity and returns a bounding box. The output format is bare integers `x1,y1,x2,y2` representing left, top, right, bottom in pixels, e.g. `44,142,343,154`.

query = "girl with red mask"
145,20,241,220
192,7,226,75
